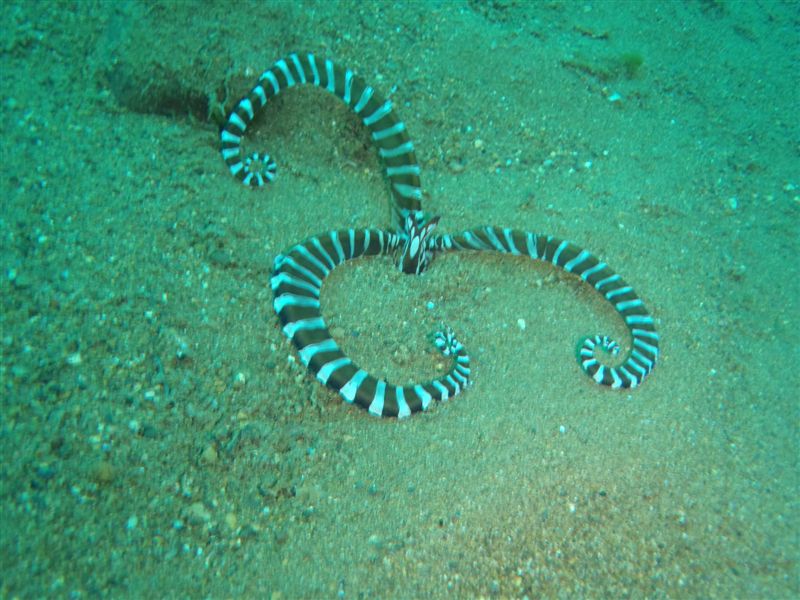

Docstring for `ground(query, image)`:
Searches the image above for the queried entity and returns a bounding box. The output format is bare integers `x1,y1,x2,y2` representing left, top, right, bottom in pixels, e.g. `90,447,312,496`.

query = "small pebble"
35,463,56,481
232,371,247,390
176,341,190,360
11,271,34,289
274,529,289,545
185,502,212,525
200,443,218,465
91,461,115,485
447,159,465,173
209,249,233,267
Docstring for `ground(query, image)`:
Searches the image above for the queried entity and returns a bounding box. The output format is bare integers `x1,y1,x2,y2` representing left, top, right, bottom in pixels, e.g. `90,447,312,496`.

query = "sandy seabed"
1,1,797,598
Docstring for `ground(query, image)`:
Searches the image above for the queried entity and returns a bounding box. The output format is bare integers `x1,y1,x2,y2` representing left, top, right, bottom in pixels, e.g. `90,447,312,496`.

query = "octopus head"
397,212,440,275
